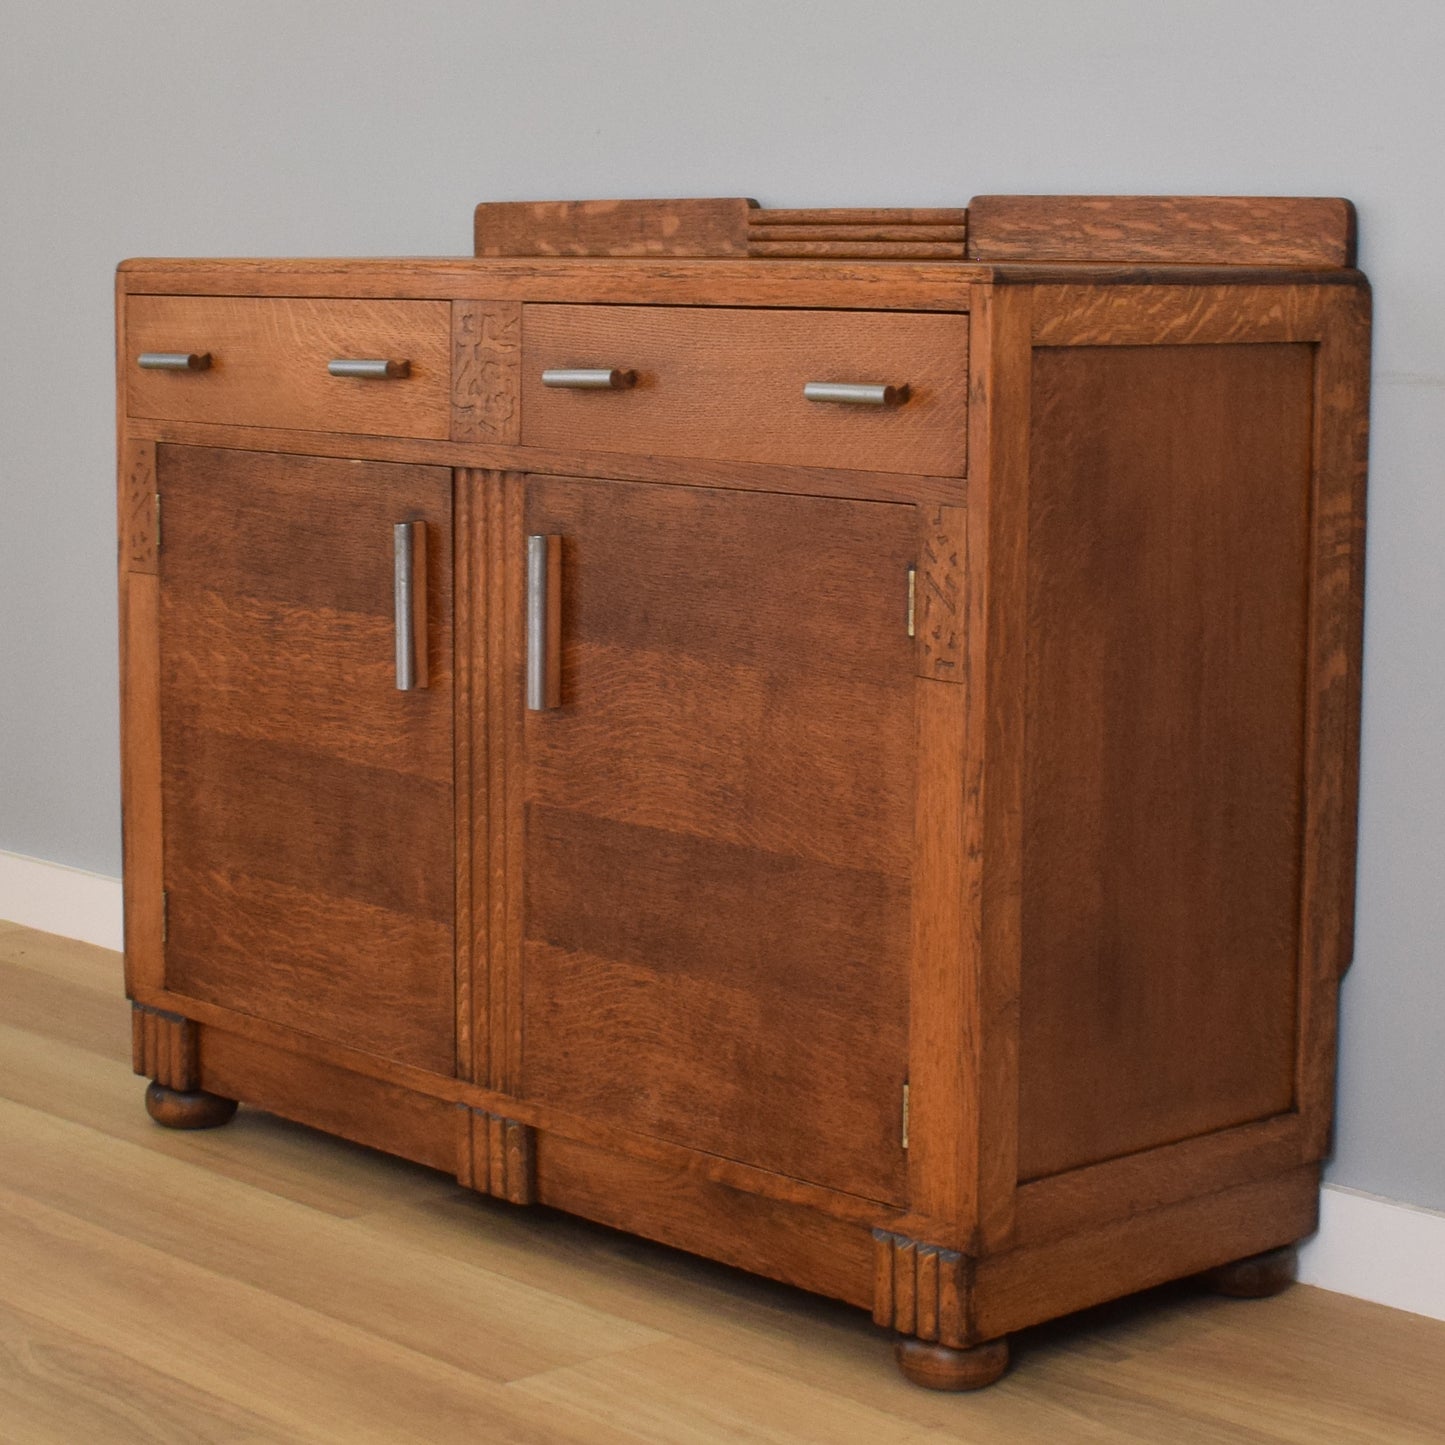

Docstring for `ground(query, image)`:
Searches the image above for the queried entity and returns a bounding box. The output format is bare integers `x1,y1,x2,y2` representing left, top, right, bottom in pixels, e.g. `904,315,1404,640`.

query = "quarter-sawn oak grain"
519,476,915,1205
968,195,1356,267
127,294,451,438
156,446,456,1075
1017,342,1313,1181
521,304,969,475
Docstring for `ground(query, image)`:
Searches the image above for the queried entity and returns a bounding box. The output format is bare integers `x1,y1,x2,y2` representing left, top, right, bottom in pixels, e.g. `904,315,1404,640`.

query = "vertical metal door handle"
526,534,562,711
394,521,428,691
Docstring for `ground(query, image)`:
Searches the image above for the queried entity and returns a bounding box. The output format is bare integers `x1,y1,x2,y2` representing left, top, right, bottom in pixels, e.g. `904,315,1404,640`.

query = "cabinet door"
156,445,456,1074
521,476,916,1204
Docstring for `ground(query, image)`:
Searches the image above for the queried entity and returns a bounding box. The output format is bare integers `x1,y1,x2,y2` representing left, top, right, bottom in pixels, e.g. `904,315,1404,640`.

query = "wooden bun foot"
144,1081,238,1130
895,1336,1009,1391
1203,1243,1298,1298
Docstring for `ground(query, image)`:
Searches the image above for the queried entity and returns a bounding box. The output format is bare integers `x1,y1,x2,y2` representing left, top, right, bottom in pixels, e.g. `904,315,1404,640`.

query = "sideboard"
117,195,1370,1389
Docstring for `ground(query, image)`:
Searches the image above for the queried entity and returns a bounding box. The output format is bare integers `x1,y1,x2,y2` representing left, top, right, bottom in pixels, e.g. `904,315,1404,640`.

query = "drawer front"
126,296,451,438
521,305,969,475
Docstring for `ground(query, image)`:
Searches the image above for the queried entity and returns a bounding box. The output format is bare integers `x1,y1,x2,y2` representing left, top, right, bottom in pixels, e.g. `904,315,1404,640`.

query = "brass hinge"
154,493,162,551
902,1082,910,1149
906,566,916,638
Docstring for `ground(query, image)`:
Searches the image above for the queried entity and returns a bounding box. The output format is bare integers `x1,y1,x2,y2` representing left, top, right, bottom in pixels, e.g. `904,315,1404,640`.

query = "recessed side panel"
1018,343,1314,1181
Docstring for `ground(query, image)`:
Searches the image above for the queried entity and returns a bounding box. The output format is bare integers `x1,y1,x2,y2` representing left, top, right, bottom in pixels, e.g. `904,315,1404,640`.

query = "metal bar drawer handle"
526,534,563,711
394,521,428,691
803,381,910,406
330,358,411,379
541,368,636,390
138,352,211,371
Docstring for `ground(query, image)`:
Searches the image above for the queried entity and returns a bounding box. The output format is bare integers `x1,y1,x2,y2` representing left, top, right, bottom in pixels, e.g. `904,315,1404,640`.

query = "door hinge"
901,1082,910,1149
154,493,162,551
161,889,169,946
906,566,917,638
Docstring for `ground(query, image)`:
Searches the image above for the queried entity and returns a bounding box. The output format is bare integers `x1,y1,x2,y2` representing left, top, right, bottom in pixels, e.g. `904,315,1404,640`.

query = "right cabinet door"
520,475,916,1204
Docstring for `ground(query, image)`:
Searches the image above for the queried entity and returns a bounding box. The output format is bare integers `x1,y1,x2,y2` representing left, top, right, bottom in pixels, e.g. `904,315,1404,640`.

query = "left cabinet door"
154,445,456,1075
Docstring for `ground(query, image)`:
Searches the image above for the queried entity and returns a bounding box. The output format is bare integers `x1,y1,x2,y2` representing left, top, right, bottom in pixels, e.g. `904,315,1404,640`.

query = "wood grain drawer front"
521,305,969,475
126,296,451,438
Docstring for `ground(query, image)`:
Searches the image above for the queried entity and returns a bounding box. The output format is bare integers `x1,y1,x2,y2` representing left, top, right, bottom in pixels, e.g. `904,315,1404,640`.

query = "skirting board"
1299,1185,1445,1323
0,848,124,952
1,848,1442,1324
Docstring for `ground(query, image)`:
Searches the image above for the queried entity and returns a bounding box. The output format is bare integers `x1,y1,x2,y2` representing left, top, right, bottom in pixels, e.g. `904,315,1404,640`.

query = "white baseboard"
2,849,1442,1322
1301,1184,1445,1323
0,849,123,952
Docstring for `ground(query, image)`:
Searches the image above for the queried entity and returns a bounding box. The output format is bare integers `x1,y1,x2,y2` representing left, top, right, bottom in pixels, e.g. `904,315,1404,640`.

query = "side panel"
1018,341,1315,1180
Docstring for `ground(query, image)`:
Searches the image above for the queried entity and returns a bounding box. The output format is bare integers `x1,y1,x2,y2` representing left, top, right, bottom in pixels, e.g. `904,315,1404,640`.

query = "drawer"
125,295,451,439
521,305,968,475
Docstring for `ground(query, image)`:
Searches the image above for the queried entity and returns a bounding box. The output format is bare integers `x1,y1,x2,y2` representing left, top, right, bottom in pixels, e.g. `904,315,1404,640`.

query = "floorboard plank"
0,1095,663,1385
0,1020,454,1219
0,1297,288,1445
0,1184,649,1445
509,1336,939,1444
0,924,125,996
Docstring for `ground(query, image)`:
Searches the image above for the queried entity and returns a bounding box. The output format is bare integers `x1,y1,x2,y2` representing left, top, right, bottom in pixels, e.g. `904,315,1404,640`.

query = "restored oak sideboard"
117,195,1370,1389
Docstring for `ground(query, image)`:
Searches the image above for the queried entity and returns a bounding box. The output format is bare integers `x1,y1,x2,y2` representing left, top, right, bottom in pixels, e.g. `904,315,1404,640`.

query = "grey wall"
2,0,1440,1210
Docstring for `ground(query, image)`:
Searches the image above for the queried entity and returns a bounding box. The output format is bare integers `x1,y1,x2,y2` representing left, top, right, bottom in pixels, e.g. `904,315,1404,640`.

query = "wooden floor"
1,922,1442,1444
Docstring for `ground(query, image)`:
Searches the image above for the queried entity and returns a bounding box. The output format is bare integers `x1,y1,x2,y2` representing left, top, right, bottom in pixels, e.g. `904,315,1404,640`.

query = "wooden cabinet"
117,195,1371,1391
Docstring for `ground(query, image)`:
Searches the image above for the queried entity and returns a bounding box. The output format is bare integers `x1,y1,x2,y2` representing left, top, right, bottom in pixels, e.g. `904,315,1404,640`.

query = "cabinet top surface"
115,254,1368,309
458,194,1360,271
117,195,1367,305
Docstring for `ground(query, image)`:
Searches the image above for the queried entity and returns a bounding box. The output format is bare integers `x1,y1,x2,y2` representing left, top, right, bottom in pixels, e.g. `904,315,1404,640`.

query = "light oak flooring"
1,920,1442,1444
